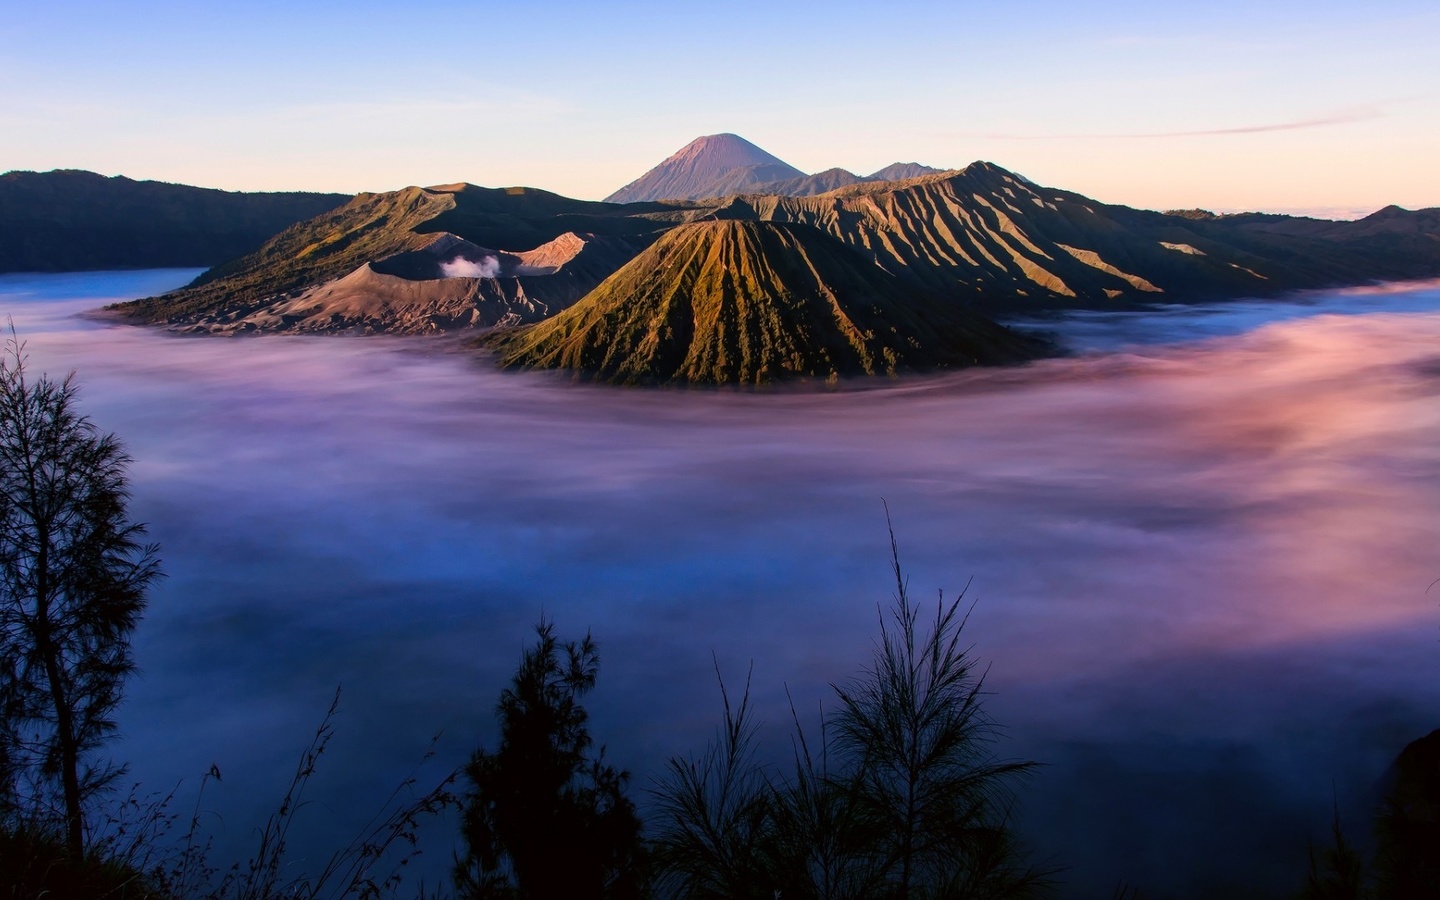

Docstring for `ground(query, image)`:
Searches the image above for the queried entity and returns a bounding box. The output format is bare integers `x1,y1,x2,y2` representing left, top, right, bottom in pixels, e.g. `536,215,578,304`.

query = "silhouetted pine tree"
454,619,645,899
831,522,1046,899
651,664,775,899
653,515,1049,900
0,333,160,859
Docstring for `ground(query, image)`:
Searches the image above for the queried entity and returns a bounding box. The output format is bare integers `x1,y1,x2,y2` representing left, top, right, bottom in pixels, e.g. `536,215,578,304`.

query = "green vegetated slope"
112,184,660,327
0,170,349,273
486,220,1043,385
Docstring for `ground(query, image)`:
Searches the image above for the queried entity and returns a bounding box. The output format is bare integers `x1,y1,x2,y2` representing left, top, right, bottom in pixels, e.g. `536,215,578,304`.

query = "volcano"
486,220,1043,385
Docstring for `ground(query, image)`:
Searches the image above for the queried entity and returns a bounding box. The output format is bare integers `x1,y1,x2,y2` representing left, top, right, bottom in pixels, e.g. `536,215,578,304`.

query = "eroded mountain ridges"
485,219,1043,385
114,160,1440,337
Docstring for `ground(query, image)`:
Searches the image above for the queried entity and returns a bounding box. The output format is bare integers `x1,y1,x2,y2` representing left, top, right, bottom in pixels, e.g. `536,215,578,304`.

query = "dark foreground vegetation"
0,344,1436,898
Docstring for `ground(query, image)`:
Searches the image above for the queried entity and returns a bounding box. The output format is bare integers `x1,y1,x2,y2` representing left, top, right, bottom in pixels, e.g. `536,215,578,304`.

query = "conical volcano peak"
486,218,1043,385
605,134,958,203
605,133,805,204
663,133,796,171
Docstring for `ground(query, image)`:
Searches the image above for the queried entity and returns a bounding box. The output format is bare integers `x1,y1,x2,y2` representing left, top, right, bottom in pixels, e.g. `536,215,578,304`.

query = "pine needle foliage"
1298,801,1367,900
0,331,160,858
652,516,1048,899
830,521,1045,899
455,619,645,899
650,661,774,900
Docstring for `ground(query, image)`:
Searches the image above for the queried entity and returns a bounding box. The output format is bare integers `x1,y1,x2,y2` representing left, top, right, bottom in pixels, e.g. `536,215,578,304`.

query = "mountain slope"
0,169,349,273
604,134,805,203
486,220,1043,385
189,231,638,335
113,183,662,327
701,163,1440,311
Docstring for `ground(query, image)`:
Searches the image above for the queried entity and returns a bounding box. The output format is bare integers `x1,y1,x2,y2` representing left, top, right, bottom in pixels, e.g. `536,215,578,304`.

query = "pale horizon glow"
2,0,1438,216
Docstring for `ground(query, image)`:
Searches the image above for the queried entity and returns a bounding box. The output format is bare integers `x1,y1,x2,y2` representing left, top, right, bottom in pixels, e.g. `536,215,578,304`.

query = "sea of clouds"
2,271,1438,896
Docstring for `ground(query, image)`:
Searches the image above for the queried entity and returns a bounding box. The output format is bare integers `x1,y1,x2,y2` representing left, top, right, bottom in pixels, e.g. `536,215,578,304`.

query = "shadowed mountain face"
0,169,349,273
485,220,1044,385
604,134,946,203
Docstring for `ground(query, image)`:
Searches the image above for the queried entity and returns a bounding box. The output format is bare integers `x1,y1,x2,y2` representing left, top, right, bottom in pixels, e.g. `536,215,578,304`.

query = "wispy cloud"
976,107,1382,141
268,92,578,124
440,255,503,279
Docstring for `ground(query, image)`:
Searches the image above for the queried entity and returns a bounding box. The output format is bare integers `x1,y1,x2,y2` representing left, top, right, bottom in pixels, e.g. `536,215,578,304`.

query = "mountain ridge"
603,134,946,203
0,169,350,273
485,220,1043,384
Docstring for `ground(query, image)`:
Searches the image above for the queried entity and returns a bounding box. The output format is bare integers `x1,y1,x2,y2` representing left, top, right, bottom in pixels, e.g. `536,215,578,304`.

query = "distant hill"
0,170,350,273
485,220,1043,385
868,162,944,181
603,134,946,203
760,167,868,197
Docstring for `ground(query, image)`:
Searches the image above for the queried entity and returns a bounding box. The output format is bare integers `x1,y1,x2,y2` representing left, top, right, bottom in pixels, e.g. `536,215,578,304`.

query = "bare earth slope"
485,220,1043,385
113,184,660,331
192,231,639,335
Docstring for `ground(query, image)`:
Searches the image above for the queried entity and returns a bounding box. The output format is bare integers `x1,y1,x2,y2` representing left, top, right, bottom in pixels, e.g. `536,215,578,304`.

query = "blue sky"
2,0,1437,215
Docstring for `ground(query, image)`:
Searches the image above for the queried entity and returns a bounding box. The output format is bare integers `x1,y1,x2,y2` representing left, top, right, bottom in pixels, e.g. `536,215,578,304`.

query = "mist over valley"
2,268,1437,895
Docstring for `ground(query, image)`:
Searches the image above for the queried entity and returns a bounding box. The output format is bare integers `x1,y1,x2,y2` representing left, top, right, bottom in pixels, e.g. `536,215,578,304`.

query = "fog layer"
3,271,1438,897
